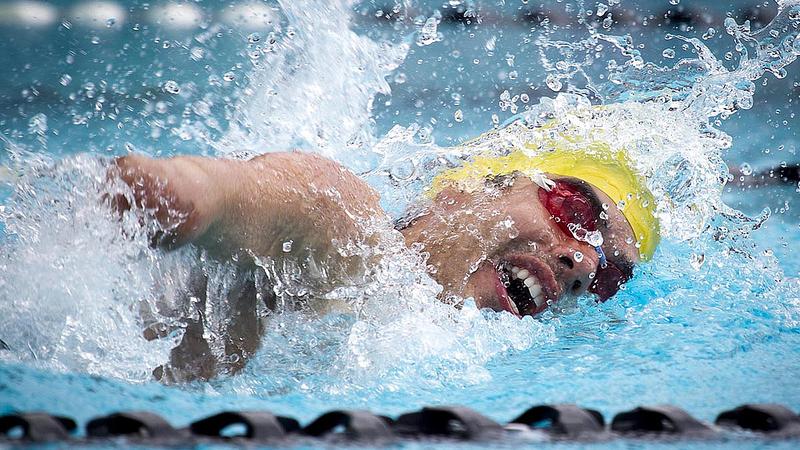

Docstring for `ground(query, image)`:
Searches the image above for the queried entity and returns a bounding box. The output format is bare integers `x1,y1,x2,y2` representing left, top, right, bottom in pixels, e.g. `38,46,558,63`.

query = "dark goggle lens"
537,181,598,234
589,262,628,302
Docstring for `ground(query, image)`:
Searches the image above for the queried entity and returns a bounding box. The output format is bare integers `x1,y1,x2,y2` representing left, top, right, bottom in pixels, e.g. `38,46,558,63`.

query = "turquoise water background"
2,1,800,448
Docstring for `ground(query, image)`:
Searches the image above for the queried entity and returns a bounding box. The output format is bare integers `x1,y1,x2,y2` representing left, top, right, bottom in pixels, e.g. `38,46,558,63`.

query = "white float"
147,2,204,30
0,1,58,27
220,1,278,31
68,1,126,29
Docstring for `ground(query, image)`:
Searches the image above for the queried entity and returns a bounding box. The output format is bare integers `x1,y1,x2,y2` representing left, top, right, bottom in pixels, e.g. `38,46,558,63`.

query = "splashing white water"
215,0,408,175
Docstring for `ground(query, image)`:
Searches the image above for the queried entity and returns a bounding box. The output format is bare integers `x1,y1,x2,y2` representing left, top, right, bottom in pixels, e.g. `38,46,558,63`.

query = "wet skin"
400,176,640,316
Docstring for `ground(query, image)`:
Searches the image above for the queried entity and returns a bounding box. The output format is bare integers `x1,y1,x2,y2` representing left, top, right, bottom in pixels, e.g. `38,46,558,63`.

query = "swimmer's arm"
110,152,385,264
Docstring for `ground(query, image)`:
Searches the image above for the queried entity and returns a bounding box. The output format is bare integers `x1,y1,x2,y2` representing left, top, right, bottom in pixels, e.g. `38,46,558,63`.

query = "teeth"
508,265,547,312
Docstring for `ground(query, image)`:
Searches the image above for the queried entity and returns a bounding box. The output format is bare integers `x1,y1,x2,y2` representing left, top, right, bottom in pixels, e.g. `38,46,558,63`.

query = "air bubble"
223,72,236,82
662,48,675,59
59,74,72,86
454,109,464,122
574,251,584,263
283,241,293,252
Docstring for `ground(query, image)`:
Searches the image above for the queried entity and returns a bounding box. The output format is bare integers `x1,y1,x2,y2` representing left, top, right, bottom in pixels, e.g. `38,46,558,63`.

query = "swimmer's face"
400,174,640,317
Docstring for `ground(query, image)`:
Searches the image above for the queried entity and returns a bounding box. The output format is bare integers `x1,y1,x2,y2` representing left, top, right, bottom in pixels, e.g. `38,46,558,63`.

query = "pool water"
2,1,800,448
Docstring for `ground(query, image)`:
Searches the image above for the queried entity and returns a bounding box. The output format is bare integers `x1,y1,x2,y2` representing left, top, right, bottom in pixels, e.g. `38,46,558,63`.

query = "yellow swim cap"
427,130,660,261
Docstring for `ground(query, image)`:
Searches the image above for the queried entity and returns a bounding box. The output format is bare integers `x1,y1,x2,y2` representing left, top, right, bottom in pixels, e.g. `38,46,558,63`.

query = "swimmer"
108,127,659,381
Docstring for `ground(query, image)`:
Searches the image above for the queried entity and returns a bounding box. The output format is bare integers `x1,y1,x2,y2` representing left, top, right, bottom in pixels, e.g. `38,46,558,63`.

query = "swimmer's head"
427,145,659,261
400,140,659,317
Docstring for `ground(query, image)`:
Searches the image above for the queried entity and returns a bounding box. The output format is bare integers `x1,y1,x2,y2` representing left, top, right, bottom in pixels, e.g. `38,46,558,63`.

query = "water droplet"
574,251,584,263
190,47,204,61
739,162,753,176
505,53,515,67
282,240,293,252
59,74,72,86
416,16,441,46
454,109,464,122
223,72,236,82
669,0,680,5
484,36,497,52
247,32,261,43
520,93,529,103
690,253,705,270
90,36,100,45
662,48,675,59
545,74,562,91
162,80,180,95
106,18,116,28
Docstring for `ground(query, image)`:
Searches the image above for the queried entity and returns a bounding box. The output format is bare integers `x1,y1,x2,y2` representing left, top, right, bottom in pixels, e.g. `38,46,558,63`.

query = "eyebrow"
553,176,636,279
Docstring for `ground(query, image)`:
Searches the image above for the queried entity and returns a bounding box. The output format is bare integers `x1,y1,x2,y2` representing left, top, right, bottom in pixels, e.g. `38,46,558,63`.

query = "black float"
2,403,799,445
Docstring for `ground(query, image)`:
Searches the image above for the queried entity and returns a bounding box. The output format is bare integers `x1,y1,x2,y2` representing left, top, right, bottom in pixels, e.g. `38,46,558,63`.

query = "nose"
554,244,599,296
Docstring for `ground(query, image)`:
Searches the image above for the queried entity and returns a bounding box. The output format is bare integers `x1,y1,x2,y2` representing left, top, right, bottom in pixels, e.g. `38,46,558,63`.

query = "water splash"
215,0,408,175
0,0,799,404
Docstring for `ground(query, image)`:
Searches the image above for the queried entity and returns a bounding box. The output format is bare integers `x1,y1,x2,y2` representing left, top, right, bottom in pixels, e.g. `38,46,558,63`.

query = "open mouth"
493,256,560,317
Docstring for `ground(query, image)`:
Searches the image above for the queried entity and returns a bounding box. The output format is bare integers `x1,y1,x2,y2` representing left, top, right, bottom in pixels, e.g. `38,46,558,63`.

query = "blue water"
2,1,800,448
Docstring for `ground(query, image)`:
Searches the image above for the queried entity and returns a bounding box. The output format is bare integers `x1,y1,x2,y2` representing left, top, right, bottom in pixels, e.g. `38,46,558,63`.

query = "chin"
462,262,505,312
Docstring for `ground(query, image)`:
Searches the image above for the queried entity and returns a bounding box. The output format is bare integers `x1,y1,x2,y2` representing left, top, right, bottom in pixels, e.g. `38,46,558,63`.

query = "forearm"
215,152,385,262
111,152,386,268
